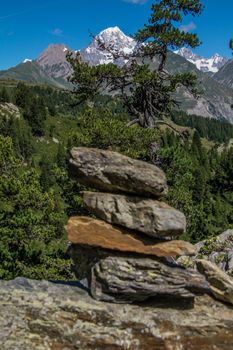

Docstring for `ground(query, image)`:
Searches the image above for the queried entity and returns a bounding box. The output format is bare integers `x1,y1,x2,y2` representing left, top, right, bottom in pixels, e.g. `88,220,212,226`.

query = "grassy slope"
0,62,70,89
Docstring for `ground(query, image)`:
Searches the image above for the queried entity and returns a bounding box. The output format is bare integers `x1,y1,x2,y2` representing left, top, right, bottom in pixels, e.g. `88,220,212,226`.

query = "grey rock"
195,240,205,253
196,259,233,305
83,191,186,238
179,230,233,276
91,256,209,304
68,245,209,304
217,229,233,244
1,278,233,350
69,147,168,198
227,251,233,274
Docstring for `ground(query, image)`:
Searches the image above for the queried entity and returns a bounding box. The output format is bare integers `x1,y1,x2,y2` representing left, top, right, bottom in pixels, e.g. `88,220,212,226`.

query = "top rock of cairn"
69,147,168,198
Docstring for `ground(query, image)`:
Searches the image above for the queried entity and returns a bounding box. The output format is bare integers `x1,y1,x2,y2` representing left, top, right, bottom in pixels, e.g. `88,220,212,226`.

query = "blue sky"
0,0,233,70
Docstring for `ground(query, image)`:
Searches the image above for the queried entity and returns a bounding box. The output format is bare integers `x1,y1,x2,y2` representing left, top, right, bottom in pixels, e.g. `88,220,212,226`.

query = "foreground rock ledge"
83,191,186,238
69,147,168,197
65,216,195,257
1,278,233,350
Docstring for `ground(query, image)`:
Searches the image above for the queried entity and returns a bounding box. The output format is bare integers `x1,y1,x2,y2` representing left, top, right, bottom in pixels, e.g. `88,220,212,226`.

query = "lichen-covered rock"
69,147,168,197
217,230,233,244
65,216,194,257
1,278,233,350
82,192,186,238
196,259,233,305
177,230,233,276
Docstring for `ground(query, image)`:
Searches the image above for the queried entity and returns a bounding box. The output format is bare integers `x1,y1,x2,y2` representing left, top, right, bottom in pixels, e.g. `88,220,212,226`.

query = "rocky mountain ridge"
36,43,71,79
174,47,228,73
214,58,233,89
1,27,233,123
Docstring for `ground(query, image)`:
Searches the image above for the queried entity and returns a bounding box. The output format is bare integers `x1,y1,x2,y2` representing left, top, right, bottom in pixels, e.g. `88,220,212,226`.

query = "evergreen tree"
23,96,47,136
0,87,10,103
229,38,233,53
56,143,67,168
14,82,32,108
68,0,203,128
0,136,70,280
39,153,56,191
0,117,34,162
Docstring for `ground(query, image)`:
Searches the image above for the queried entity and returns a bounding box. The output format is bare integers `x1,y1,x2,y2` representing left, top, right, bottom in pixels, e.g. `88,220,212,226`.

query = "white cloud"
179,21,197,33
51,28,63,36
123,0,148,4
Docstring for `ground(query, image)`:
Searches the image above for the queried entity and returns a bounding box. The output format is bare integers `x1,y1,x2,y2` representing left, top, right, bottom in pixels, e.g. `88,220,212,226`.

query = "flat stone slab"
83,191,186,238
69,147,168,197
65,216,195,257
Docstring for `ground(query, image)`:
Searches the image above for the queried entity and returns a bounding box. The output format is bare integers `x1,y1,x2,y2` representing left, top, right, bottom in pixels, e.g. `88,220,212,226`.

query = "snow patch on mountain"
174,48,228,73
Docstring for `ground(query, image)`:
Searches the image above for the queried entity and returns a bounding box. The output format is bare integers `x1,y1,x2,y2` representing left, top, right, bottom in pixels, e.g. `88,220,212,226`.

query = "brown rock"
69,147,168,197
196,259,233,305
83,191,186,238
65,216,196,257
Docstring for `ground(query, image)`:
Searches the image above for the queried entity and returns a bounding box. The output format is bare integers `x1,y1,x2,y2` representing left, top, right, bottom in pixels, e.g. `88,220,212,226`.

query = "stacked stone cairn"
65,147,209,304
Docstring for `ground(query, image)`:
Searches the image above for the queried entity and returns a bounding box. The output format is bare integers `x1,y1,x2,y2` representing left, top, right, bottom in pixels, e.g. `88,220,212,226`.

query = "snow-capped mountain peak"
174,47,228,73
80,26,137,66
97,26,135,46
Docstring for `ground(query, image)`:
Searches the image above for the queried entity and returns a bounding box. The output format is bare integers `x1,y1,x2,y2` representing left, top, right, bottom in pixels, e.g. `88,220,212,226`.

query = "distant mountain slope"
165,52,233,123
174,48,228,73
1,27,233,123
36,44,73,79
213,59,233,89
0,61,69,89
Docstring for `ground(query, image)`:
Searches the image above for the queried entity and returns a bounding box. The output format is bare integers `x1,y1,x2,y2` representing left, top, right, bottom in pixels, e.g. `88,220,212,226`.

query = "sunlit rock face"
1,277,233,350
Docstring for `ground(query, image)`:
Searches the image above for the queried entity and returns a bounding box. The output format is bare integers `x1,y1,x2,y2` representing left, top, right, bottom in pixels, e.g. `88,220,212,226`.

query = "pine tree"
14,82,31,108
39,153,56,191
229,38,233,52
68,0,203,129
0,136,69,280
23,96,47,136
56,143,67,168
0,87,10,103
